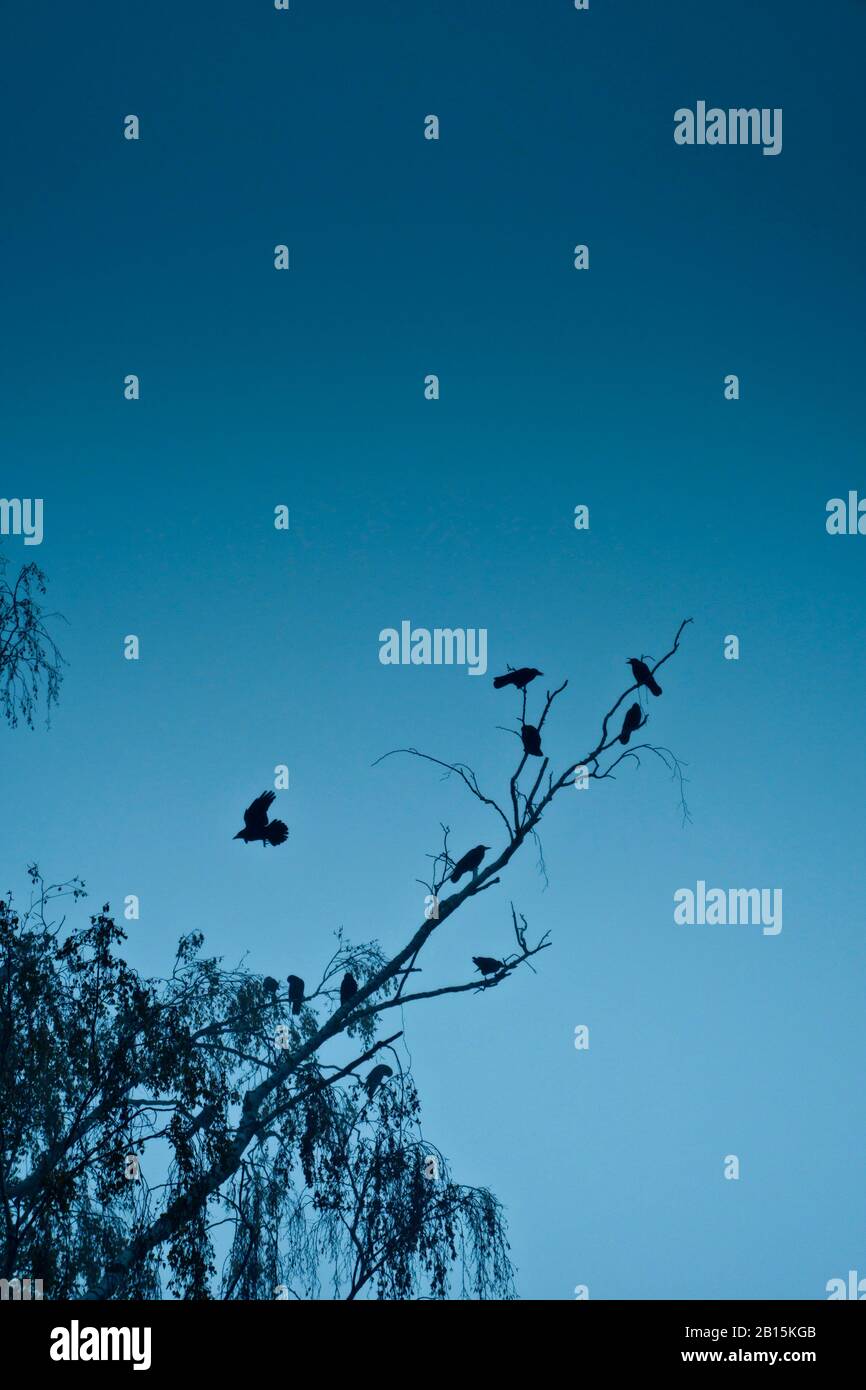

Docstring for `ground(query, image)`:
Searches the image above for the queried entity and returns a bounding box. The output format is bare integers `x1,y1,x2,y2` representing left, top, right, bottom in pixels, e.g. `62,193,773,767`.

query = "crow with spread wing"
473,956,505,976
233,790,289,847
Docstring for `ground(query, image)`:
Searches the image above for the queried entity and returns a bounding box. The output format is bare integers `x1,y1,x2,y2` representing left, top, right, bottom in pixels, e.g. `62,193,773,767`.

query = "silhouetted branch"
372,749,514,841
594,742,692,826
589,618,692,766
257,1032,403,1132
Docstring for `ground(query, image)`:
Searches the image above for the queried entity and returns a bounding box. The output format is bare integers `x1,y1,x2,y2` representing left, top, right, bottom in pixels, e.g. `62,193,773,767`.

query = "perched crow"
287,974,305,1015
365,1064,393,1100
627,658,662,697
619,703,643,745
233,790,289,846
521,723,543,757
473,955,504,976
340,972,358,1007
263,976,279,993
449,844,490,883
493,666,543,691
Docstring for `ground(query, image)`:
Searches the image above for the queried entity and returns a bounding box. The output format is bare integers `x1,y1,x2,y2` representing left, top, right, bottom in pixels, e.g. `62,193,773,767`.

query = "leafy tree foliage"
0,870,514,1300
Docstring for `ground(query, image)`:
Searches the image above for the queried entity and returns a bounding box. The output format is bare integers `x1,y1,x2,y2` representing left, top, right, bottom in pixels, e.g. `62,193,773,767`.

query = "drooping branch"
0,554,66,728
256,1031,404,1133
593,742,692,826
351,910,551,1022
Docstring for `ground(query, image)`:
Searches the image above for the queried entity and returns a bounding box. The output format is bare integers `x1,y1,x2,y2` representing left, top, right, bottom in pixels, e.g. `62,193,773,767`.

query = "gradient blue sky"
3,0,865,1299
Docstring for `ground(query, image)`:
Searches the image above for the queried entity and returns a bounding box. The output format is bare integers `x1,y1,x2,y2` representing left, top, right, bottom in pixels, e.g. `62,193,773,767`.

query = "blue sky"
3,0,865,1298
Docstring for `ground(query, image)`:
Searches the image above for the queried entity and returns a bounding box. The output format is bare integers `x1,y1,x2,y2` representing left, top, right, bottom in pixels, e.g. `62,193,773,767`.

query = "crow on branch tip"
493,666,543,691
627,658,662,697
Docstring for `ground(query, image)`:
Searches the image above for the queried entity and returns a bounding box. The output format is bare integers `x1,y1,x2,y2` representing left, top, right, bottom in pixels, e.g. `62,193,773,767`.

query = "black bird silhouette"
521,723,543,757
627,658,662,697
287,974,305,1015
619,703,643,745
340,972,358,1007
493,666,543,691
473,955,504,976
365,1063,393,1099
449,844,490,883
233,790,288,846
263,976,279,993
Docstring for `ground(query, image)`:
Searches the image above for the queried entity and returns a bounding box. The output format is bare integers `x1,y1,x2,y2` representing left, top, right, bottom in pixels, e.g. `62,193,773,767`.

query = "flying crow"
521,723,543,757
340,972,358,1007
449,845,490,883
473,955,504,976
619,703,643,745
263,976,279,994
233,790,288,846
365,1063,393,1100
493,666,543,691
287,974,305,1015
627,658,662,697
